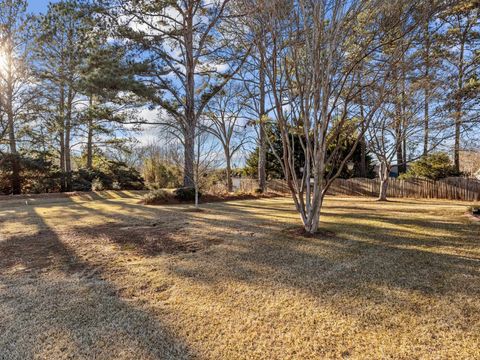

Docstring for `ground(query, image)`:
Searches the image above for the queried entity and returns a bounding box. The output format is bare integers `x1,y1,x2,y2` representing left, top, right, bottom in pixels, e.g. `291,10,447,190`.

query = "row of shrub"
0,151,144,195
1,150,467,196
142,187,201,205
73,166,144,192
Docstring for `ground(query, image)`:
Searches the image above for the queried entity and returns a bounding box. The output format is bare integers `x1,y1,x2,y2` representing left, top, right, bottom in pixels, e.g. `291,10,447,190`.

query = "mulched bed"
282,226,336,239
142,191,281,206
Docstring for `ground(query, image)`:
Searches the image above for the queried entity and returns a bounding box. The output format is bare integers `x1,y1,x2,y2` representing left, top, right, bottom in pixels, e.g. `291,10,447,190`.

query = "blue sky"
27,0,55,13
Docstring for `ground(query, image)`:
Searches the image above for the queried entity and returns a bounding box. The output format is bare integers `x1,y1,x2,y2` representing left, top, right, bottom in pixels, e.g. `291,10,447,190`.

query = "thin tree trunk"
424,92,429,156
398,53,407,175
5,46,21,194
183,126,195,187
454,39,465,173
7,107,20,195
360,136,367,177
258,54,267,193
64,89,73,192
423,63,430,154
357,71,367,178
378,162,389,201
423,19,431,156
393,66,405,176
304,195,324,234
58,82,66,192
395,131,404,176
379,178,389,201
226,151,233,192
86,95,94,169
87,120,93,169
59,129,66,192
195,182,199,208
454,119,461,172
183,1,196,188
194,131,200,208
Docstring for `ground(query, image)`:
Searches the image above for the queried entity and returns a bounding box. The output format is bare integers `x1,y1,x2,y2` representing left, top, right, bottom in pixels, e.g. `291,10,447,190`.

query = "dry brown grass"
0,193,479,359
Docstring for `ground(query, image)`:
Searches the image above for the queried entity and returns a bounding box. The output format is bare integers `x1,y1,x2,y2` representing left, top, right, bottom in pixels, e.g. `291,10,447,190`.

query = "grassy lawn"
0,193,479,359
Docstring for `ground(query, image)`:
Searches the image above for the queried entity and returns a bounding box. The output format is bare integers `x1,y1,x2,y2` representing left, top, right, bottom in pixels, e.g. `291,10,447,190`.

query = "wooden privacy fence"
213,177,480,201
327,177,480,201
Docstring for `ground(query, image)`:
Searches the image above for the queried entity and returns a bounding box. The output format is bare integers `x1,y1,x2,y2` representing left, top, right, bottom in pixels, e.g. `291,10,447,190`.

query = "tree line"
0,0,478,232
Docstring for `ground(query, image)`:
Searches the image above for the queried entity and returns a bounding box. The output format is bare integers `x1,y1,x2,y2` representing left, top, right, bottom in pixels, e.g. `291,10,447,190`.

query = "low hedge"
174,187,201,202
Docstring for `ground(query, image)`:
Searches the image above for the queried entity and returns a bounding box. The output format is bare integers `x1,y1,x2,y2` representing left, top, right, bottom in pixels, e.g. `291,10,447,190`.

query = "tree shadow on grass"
20,196,478,300
0,206,195,360
70,221,223,257
165,199,480,301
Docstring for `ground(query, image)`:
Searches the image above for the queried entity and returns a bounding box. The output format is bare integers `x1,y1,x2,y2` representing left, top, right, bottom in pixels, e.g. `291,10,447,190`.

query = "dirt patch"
283,226,336,238
465,212,480,222
180,207,207,213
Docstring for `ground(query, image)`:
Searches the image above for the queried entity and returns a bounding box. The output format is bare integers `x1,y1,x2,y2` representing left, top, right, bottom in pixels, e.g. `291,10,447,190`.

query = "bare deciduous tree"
261,0,419,233
204,82,248,192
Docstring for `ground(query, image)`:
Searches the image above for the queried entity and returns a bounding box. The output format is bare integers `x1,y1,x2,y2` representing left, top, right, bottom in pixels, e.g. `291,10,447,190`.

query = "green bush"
401,153,460,181
0,151,63,195
142,158,182,189
142,189,173,205
71,169,96,191
0,151,145,195
71,159,145,192
174,187,200,202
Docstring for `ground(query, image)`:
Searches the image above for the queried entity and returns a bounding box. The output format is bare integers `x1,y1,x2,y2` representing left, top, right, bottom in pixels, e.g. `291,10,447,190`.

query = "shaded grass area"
0,195,479,359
